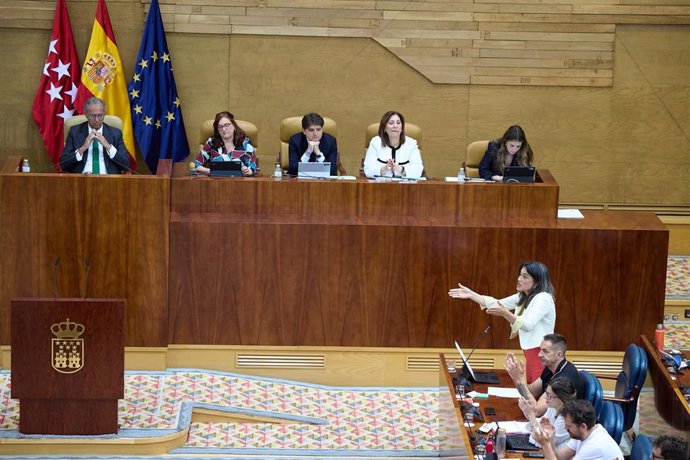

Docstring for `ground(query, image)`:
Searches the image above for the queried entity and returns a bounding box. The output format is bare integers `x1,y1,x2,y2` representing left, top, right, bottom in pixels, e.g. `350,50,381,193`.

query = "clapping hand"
532,418,555,444
518,396,537,420
505,352,526,381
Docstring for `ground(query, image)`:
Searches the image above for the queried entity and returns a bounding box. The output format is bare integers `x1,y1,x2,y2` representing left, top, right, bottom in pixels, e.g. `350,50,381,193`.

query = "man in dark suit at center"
288,112,338,176
60,96,130,174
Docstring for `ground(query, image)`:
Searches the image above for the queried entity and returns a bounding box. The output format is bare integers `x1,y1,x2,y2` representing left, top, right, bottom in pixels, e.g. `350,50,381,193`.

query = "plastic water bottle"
188,162,197,176
495,428,507,458
457,166,465,183
274,163,282,180
21,159,30,173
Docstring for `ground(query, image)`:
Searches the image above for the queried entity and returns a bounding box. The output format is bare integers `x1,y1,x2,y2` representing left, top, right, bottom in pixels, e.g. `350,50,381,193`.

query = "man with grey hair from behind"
60,96,130,174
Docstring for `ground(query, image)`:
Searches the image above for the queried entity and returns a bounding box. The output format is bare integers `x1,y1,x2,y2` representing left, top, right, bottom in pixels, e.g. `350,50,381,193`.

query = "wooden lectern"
11,299,125,435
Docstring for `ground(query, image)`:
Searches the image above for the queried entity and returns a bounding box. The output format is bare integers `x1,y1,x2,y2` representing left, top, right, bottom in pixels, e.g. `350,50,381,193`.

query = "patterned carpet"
666,255,690,299
0,369,441,458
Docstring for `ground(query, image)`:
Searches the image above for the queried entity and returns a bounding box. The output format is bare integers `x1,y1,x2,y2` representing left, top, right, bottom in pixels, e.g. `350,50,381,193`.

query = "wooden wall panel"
0,2,688,205
0,171,170,347
3,0,690,86
168,207,668,351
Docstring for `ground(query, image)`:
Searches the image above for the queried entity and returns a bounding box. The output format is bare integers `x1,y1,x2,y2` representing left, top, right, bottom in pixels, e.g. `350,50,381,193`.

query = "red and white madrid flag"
32,0,81,169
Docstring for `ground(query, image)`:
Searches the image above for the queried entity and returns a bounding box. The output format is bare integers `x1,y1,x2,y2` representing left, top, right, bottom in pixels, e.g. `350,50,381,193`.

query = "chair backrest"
278,116,337,171
199,119,258,148
63,115,123,142
598,400,624,444
614,343,648,431
579,370,604,418
465,140,489,178
364,122,423,150
630,434,653,460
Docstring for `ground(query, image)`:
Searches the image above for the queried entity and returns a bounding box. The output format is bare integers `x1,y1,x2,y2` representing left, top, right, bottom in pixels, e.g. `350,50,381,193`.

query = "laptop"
298,161,331,179
208,160,243,177
506,434,540,451
503,166,536,183
454,341,500,384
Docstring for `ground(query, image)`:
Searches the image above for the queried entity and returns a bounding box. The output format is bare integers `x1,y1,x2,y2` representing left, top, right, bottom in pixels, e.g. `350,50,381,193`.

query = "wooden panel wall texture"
0,0,689,205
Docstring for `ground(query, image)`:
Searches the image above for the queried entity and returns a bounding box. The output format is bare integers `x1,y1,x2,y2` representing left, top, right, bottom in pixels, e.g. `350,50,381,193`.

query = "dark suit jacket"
60,122,130,174
288,132,338,176
478,140,520,180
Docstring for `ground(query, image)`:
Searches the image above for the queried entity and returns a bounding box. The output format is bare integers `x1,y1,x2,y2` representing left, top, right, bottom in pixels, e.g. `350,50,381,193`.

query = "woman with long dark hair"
478,125,533,181
448,261,555,382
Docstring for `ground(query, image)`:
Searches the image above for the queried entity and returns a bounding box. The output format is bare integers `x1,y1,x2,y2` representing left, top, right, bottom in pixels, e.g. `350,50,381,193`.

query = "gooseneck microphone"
52,256,61,298
466,325,492,363
457,325,492,392
81,258,91,299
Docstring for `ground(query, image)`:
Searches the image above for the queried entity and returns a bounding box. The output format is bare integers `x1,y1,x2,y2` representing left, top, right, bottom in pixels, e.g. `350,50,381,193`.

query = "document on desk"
497,421,531,434
487,387,521,398
557,208,584,219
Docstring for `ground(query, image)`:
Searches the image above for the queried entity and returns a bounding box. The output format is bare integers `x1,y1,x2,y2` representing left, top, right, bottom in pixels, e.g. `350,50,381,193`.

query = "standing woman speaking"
448,261,555,383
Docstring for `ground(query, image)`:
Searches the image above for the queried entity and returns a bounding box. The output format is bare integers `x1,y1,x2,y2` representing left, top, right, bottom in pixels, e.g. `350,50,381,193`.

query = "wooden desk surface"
168,169,667,349
641,335,690,437
440,353,529,460
0,159,668,351
171,164,559,227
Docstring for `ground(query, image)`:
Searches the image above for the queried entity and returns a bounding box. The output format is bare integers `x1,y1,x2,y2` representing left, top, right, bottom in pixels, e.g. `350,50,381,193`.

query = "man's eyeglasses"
651,454,665,460
87,114,105,120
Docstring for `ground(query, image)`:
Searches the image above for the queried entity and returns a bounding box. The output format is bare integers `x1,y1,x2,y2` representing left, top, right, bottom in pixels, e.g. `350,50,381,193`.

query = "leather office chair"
361,122,423,176
598,400,624,444
598,343,648,432
278,116,343,175
63,115,123,143
579,370,604,418
465,140,489,178
630,434,653,460
199,118,259,170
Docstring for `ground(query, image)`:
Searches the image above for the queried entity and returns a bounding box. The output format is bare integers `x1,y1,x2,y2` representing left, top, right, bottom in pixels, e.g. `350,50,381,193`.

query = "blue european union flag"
128,0,189,173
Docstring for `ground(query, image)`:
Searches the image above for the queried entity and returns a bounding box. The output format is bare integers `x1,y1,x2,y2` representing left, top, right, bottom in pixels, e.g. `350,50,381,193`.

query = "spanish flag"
76,0,136,169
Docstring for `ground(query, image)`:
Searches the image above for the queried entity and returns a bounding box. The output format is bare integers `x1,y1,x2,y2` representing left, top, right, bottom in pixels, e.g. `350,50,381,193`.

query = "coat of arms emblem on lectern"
51,318,85,374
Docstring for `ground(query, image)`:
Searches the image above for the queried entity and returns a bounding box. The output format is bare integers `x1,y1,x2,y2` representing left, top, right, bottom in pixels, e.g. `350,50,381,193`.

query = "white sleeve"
518,293,554,332
402,138,424,178
499,293,521,311
363,137,383,178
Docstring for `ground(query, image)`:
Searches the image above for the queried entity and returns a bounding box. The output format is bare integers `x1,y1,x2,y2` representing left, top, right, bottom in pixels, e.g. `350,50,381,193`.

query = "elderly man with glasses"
60,97,130,174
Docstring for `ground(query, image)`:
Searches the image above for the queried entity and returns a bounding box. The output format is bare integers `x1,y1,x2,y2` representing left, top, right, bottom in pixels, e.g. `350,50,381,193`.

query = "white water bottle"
274,163,282,180
21,159,30,173
457,166,465,183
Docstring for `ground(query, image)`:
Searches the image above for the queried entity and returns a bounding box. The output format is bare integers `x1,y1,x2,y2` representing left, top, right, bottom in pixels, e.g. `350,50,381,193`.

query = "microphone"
108,154,141,175
81,257,91,299
457,325,492,391
466,325,492,363
52,256,61,298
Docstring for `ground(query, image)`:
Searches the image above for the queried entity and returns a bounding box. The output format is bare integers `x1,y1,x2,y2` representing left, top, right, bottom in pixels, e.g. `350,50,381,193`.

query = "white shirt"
530,408,569,448
75,126,117,175
566,424,624,460
493,291,556,349
363,136,424,178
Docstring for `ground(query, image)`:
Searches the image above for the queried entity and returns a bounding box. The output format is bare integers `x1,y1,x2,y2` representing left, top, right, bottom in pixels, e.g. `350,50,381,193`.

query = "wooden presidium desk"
0,161,668,352
169,165,667,351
